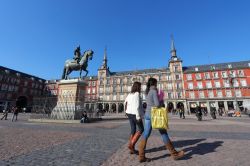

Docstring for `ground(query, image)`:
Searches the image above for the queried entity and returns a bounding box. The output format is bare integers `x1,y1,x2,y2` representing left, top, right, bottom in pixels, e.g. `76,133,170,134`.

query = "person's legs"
139,113,151,162
127,114,137,154
1,114,4,120
12,114,15,122
5,113,8,120
159,129,170,144
127,114,136,135
15,114,18,121
159,129,184,160
129,119,144,154
143,115,152,139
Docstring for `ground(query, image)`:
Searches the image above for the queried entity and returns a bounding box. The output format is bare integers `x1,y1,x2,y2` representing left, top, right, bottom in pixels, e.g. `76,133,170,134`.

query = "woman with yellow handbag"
138,78,184,162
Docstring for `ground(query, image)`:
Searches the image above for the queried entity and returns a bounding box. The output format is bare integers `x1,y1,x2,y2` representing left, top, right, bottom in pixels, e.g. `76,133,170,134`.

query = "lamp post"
229,74,238,111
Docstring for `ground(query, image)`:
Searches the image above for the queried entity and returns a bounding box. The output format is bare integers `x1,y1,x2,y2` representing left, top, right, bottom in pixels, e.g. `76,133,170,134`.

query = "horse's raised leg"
84,70,88,77
79,69,82,79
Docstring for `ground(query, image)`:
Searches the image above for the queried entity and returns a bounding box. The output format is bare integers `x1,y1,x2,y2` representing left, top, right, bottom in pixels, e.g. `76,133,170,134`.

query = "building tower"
97,47,111,101
168,36,186,110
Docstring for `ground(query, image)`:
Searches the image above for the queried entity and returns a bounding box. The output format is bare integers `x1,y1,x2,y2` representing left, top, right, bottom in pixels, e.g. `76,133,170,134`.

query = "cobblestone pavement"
0,113,250,166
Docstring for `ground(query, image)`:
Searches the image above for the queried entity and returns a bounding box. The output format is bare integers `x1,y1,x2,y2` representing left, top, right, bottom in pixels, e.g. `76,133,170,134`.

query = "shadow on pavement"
173,138,206,148
180,141,224,160
146,138,206,161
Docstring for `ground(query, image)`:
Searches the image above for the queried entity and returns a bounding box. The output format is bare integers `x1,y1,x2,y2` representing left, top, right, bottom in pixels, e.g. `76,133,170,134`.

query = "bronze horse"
61,50,94,79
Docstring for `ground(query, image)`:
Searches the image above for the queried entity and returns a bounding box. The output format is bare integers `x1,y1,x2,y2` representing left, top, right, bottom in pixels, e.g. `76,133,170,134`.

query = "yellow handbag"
151,107,169,129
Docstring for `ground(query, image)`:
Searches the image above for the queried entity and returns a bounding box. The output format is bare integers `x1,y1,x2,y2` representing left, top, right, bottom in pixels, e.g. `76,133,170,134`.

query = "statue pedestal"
51,79,87,120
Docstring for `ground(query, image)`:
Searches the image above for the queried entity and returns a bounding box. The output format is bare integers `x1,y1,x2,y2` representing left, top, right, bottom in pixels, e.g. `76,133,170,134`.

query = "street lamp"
228,74,238,111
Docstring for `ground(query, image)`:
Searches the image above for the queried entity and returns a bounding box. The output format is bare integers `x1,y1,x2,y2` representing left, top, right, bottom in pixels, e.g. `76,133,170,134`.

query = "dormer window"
238,70,244,77
5,70,10,74
211,66,216,70
195,73,201,80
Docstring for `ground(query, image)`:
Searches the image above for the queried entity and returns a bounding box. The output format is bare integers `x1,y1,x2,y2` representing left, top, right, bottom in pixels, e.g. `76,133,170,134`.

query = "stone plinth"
51,79,87,120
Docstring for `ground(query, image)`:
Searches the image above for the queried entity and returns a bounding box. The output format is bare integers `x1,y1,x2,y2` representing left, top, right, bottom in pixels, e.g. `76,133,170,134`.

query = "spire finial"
170,34,176,52
100,46,108,69
104,46,107,60
170,34,177,58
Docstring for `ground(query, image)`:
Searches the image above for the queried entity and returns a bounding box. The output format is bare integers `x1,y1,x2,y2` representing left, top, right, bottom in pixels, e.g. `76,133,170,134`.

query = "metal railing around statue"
31,95,101,120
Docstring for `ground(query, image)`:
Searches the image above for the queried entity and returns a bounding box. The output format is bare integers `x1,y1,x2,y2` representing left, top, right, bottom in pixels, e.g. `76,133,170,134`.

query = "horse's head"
79,50,94,65
86,49,94,60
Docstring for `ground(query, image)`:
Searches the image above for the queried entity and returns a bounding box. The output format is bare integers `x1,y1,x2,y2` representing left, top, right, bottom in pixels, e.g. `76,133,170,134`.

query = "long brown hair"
145,78,157,95
131,81,141,93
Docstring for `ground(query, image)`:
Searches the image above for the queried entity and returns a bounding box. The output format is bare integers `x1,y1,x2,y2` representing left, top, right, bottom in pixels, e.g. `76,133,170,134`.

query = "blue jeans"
142,112,170,144
127,114,144,135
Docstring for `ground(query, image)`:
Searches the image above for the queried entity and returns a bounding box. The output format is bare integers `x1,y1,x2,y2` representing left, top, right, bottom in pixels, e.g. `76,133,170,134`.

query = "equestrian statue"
62,46,94,80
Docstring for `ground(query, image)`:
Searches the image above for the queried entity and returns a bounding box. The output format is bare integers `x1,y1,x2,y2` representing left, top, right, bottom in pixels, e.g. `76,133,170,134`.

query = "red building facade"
183,62,250,113
0,66,45,112
84,76,98,110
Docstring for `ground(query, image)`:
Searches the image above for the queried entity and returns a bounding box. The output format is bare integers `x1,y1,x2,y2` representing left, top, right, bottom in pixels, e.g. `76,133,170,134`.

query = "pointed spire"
104,46,107,61
100,46,108,69
171,35,175,51
170,34,177,58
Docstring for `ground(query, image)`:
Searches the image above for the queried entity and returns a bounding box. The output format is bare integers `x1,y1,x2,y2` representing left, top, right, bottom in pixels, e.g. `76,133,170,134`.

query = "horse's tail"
62,67,66,79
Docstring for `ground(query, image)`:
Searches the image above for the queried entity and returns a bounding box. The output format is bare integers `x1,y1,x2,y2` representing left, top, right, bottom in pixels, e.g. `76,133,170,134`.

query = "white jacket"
124,92,143,120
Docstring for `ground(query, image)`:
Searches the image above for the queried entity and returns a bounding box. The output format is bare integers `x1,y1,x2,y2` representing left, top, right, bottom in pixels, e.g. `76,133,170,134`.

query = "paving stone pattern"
0,114,250,166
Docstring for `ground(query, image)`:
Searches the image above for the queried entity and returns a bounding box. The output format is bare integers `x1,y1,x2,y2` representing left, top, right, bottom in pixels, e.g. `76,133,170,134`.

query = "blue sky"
0,0,250,80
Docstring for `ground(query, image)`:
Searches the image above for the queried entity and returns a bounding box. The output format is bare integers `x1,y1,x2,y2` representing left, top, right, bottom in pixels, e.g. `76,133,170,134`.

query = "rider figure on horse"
73,46,81,64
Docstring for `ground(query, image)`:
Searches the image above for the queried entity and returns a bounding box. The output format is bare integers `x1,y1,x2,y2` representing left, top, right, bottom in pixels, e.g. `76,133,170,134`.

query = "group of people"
1,106,20,122
124,78,184,163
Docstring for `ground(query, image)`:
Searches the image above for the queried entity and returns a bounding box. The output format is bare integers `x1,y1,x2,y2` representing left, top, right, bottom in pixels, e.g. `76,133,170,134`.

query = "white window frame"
230,70,236,77
199,91,205,98
226,90,232,97
188,82,193,89
208,91,214,98
214,81,220,88
206,81,212,88
187,74,192,80
217,90,223,97
205,72,210,79
213,72,219,79
221,71,228,78
189,92,195,99
235,90,241,97
87,88,91,94
238,70,244,77
195,73,201,80
224,80,230,88
240,79,247,87
197,82,203,89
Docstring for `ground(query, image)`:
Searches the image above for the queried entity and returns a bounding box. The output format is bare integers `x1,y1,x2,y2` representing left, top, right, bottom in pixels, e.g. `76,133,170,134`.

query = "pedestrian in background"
1,104,12,120
124,81,144,154
138,78,184,162
158,89,165,107
12,106,19,122
1,109,8,120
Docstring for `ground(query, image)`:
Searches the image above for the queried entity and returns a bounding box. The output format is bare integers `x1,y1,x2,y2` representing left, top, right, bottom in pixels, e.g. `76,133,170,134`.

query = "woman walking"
139,78,184,162
124,81,144,154
12,106,19,122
